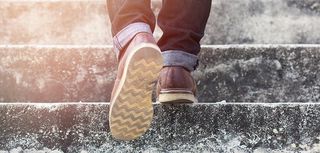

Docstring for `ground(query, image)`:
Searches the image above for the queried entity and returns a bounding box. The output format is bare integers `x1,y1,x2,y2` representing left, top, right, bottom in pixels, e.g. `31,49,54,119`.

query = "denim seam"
113,22,152,59
162,50,199,71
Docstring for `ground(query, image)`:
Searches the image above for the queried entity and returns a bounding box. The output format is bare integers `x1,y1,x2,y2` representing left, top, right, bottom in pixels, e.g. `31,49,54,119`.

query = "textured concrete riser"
0,1,110,45
0,46,117,102
1,0,320,45
195,45,320,102
0,103,320,152
1,45,320,103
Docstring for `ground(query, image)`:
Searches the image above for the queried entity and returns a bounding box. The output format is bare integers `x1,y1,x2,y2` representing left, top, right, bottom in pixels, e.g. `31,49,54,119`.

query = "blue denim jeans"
107,0,212,71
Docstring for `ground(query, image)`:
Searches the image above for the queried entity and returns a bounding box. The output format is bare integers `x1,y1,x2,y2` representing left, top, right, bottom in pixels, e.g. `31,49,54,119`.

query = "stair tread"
1,102,320,152
1,102,320,104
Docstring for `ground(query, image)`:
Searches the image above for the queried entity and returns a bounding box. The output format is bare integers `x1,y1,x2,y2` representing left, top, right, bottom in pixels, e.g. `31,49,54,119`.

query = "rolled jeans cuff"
162,50,199,71
113,22,152,59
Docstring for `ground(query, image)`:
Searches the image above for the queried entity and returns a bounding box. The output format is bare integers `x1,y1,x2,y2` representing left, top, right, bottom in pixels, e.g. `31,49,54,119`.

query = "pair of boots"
109,32,197,140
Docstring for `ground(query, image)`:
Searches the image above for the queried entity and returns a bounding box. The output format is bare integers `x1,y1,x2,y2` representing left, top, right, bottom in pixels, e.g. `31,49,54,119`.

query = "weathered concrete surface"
1,45,320,102
1,103,320,152
194,45,320,102
0,0,110,45
204,0,320,44
0,0,161,45
0,45,116,102
1,0,320,45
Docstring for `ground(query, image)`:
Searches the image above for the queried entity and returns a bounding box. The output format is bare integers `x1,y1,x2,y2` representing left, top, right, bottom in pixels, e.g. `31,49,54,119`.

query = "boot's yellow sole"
158,93,197,104
109,43,163,141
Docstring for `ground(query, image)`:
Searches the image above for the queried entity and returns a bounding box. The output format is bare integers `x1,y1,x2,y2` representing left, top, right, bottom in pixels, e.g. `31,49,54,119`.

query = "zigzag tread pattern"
110,53,162,140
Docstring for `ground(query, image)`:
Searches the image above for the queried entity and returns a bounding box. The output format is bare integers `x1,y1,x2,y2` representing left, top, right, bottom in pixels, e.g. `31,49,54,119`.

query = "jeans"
107,0,212,71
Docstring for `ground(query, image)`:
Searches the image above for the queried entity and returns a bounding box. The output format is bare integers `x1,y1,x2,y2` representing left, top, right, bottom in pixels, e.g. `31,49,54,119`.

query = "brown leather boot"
156,66,197,103
109,32,163,141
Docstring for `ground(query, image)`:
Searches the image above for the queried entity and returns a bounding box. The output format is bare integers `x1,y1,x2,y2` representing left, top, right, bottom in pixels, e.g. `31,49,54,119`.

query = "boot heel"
158,93,197,104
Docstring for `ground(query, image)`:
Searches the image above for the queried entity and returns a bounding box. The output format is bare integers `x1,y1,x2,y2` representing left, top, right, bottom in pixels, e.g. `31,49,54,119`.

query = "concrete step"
0,45,116,102
0,0,110,45
1,0,320,45
1,44,320,103
0,102,320,152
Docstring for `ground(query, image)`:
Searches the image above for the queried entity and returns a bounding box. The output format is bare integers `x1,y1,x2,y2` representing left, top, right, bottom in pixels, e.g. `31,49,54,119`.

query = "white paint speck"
14,72,22,85
9,147,22,153
273,129,279,134
36,78,45,91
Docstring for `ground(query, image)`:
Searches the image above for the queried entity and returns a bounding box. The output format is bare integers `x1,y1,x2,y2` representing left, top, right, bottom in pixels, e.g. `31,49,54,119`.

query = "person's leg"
156,0,212,103
158,0,212,58
107,0,155,36
107,0,157,59
107,0,163,141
